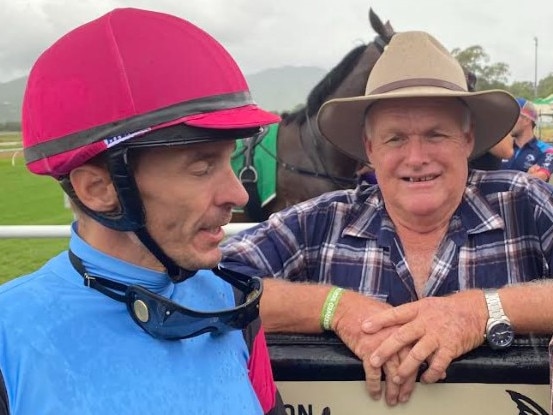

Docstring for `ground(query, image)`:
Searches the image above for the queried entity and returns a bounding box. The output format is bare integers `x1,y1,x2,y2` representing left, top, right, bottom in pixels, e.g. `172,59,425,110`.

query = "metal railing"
0,223,258,239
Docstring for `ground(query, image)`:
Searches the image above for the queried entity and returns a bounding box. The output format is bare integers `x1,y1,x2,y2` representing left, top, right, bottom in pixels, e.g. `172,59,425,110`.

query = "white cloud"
0,0,551,88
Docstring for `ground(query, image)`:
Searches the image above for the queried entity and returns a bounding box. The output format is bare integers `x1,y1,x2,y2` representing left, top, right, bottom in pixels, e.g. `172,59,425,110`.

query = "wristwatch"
484,289,514,350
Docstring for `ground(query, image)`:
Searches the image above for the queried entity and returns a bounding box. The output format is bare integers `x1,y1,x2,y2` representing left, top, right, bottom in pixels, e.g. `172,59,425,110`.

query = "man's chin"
179,250,222,271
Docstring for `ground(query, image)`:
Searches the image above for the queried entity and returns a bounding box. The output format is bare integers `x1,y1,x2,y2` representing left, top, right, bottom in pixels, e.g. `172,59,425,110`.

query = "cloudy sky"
1,0,551,88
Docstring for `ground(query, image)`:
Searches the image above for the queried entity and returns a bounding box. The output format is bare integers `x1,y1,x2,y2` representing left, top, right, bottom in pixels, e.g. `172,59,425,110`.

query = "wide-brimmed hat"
316,31,519,162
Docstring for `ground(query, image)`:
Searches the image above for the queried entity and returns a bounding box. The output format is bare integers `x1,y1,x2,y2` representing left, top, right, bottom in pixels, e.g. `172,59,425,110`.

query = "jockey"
0,8,284,414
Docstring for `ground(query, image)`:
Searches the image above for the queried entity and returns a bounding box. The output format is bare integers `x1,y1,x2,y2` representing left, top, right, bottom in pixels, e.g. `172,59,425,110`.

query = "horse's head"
283,9,395,128
324,9,395,105
236,9,396,220
278,9,394,191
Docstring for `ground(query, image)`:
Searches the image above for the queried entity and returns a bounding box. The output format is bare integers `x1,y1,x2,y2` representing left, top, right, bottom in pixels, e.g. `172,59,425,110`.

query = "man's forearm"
500,281,553,333
260,279,389,334
260,278,331,333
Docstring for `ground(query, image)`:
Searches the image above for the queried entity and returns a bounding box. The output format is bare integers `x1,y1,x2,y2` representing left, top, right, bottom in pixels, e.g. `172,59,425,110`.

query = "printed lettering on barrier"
277,382,550,414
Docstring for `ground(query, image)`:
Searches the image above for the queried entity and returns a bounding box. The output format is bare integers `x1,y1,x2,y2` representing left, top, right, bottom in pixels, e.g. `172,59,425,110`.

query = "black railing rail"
267,333,550,384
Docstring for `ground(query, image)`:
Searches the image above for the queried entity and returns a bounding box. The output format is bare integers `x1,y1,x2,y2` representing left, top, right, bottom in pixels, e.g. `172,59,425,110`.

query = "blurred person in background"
502,97,553,181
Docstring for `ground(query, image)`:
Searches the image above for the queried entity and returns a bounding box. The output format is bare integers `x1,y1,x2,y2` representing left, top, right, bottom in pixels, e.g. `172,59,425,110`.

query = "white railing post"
0,223,258,239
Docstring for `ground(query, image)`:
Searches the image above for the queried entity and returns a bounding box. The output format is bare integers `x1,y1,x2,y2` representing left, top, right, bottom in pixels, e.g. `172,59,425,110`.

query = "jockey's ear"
69,164,119,213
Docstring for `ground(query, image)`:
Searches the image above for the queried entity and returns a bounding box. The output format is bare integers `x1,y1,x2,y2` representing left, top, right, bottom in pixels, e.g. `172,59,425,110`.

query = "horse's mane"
282,44,367,126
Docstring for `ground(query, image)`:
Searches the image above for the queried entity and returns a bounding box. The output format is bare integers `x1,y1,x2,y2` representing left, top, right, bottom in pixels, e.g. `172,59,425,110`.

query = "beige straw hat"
316,31,519,162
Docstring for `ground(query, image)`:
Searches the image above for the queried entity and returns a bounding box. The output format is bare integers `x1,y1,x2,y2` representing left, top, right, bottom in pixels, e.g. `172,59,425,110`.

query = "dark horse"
233,9,394,222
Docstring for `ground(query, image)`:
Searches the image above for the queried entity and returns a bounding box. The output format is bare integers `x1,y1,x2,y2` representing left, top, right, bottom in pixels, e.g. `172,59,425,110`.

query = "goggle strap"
68,250,127,303
213,265,251,292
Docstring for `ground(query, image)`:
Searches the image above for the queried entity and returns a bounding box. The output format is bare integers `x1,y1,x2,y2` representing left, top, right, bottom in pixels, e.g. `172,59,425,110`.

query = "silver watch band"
484,289,507,320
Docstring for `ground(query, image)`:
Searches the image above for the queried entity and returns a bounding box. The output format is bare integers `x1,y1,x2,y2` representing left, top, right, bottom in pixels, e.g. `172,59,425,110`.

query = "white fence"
0,223,257,239
1,140,257,239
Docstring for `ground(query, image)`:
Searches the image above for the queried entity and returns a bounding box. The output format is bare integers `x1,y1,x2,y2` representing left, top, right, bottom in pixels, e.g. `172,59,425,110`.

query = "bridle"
297,109,359,188
233,11,395,219
276,29,393,188
235,31,394,190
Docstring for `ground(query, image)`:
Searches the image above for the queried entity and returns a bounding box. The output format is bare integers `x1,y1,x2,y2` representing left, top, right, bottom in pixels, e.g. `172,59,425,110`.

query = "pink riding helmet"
22,7,279,178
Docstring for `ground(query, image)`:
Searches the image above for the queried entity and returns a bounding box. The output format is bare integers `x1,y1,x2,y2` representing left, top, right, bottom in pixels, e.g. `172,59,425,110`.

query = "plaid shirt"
221,169,553,305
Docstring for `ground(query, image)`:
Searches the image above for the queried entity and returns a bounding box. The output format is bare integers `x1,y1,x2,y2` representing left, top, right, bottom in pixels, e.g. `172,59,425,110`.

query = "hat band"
24,91,254,163
369,78,466,95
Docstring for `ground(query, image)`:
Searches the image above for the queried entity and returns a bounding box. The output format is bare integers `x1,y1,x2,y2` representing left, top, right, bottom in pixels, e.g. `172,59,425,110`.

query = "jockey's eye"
189,161,213,176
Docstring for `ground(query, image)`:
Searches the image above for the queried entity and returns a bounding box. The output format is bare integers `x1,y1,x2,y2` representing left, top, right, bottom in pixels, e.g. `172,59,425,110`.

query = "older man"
221,31,553,407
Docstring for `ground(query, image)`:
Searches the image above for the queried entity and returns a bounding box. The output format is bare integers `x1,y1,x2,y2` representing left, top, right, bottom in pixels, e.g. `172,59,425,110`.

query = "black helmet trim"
25,91,253,163
123,124,262,149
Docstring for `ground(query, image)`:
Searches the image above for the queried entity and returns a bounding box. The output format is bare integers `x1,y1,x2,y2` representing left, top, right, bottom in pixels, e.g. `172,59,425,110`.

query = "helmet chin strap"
59,147,195,283
132,227,195,283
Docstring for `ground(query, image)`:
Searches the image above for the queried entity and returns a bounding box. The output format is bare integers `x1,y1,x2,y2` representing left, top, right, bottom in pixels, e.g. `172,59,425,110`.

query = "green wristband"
320,287,345,331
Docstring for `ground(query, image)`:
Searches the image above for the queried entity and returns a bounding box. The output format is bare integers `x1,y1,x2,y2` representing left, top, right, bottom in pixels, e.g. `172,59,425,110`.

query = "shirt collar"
69,222,173,295
342,185,392,246
515,136,539,151
342,175,505,246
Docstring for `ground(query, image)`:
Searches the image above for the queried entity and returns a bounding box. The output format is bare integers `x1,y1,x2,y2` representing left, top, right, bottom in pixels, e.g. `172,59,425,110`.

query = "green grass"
1,157,73,225
0,153,72,283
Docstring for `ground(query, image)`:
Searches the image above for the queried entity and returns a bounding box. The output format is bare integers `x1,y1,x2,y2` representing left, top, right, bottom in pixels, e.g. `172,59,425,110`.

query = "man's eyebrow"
187,150,218,162
190,145,237,162
184,141,237,163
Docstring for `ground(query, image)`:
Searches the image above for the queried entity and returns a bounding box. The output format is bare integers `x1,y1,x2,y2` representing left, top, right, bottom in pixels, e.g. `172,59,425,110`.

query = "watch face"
488,322,514,349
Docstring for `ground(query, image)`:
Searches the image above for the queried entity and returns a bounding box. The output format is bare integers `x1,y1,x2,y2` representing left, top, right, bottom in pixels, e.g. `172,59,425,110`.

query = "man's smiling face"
364,97,474,224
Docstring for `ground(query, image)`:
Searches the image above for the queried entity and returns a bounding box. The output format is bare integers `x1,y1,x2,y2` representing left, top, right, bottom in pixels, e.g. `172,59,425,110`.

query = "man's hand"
331,290,416,406
361,290,488,385
527,165,550,181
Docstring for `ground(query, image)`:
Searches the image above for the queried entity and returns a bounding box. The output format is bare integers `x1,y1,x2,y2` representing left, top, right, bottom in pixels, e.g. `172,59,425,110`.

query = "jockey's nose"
222,166,249,208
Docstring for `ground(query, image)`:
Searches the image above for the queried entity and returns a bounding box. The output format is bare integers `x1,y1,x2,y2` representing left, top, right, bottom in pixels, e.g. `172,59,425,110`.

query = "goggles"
69,251,262,340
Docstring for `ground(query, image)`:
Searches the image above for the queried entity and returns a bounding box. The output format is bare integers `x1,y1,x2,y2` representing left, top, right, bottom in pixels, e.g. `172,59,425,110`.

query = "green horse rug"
231,123,279,212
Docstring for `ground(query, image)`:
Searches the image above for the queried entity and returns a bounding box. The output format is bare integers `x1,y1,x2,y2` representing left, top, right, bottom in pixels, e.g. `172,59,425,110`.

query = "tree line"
452,45,553,99
0,121,21,131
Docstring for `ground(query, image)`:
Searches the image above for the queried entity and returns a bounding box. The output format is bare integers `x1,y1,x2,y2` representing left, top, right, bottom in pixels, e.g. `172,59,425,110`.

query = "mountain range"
0,76,26,124
0,65,328,124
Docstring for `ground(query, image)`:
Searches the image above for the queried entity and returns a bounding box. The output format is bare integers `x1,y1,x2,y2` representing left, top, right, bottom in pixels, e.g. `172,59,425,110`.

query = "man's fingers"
362,305,417,333
369,323,425,368
397,348,417,404
420,349,453,384
362,358,383,400
390,336,438,384
382,356,402,406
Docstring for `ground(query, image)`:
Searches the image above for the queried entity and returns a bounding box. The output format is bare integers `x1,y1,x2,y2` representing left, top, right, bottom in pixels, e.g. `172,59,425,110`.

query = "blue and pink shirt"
0,225,282,414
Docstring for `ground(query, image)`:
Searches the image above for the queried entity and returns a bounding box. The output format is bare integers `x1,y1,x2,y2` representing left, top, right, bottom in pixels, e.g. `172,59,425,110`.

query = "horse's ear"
369,8,395,44
369,8,385,35
384,21,394,37
463,67,477,92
